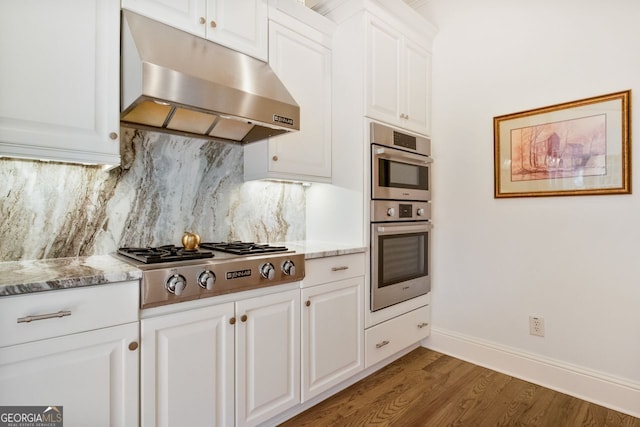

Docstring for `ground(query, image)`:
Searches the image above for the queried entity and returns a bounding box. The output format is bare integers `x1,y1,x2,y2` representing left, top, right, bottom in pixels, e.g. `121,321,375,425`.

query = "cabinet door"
403,38,432,135
244,17,332,182
272,20,332,180
121,0,206,36
140,303,234,427
0,323,139,427
0,0,120,166
235,289,300,427
365,15,402,127
206,0,268,61
301,277,364,401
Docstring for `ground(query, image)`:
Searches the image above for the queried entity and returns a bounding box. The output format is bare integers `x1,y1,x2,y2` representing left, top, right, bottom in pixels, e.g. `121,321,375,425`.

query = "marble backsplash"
0,128,305,262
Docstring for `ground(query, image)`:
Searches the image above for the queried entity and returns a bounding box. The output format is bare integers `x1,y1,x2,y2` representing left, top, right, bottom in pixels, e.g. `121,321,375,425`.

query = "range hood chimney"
120,10,300,144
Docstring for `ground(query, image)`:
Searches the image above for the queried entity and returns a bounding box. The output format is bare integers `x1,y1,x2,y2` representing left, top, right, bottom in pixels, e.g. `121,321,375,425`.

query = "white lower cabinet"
300,253,365,402
0,282,140,427
0,323,139,427
140,302,235,427
141,288,300,427
301,276,364,402
236,289,300,426
364,305,430,368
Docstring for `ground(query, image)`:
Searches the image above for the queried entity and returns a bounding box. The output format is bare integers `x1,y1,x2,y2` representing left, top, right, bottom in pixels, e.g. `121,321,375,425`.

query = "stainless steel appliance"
371,122,432,201
120,11,299,144
370,122,432,311
117,242,305,309
370,202,432,311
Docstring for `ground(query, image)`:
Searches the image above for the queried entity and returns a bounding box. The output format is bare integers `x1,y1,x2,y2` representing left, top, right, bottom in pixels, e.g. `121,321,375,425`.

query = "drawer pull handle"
17,310,72,323
376,340,390,349
331,266,349,272
417,322,429,329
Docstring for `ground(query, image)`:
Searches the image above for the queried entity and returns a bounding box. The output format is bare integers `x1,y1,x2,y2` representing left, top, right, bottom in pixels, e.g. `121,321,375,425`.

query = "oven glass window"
379,159,428,190
378,232,428,287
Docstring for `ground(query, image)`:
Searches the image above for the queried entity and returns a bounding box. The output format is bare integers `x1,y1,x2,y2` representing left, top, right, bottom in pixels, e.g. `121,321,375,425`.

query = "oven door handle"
376,223,431,234
374,147,433,166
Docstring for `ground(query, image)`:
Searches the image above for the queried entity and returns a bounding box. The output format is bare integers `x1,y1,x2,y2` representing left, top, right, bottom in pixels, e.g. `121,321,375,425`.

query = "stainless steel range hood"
120,10,299,144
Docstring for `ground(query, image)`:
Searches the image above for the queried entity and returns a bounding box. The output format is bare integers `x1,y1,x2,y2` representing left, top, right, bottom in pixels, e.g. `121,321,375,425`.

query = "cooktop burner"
199,241,288,255
117,242,290,264
118,246,214,264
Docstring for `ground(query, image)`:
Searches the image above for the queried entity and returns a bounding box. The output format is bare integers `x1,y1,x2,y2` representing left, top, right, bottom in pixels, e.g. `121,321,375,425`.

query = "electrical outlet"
529,316,545,337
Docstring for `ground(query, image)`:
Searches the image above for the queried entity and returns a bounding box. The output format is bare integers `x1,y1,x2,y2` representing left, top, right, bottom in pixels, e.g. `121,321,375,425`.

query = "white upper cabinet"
0,0,121,166
366,13,432,135
324,0,436,138
244,3,334,183
121,0,268,60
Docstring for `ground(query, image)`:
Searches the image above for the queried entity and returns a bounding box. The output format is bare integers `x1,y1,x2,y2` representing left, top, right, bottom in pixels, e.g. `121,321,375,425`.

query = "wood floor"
280,347,640,427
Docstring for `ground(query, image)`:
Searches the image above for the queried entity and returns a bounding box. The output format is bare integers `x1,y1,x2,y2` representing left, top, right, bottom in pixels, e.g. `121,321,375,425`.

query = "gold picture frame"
493,90,631,198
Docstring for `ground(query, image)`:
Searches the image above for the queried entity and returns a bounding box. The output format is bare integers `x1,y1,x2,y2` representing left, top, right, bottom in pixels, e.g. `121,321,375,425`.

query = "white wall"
418,0,640,416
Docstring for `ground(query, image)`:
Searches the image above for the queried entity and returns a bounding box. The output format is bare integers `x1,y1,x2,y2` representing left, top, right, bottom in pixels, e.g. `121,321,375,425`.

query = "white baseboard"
423,328,640,418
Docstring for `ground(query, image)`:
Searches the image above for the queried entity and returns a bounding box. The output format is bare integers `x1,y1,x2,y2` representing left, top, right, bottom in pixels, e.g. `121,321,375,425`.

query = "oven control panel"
371,200,431,222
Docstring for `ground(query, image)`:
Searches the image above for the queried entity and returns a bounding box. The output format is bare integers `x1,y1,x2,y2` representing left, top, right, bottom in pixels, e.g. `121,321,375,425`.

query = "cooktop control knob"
260,262,275,280
198,270,216,290
386,207,395,217
282,260,296,276
166,274,187,296
416,207,426,217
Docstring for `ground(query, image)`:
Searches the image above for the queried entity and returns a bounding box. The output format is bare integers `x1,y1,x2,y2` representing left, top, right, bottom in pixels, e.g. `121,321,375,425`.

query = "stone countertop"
0,255,142,297
283,241,367,259
0,242,366,297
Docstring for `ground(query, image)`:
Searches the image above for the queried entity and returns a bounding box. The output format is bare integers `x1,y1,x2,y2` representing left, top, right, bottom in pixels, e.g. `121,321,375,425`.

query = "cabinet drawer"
0,281,139,347
364,305,430,368
302,253,365,288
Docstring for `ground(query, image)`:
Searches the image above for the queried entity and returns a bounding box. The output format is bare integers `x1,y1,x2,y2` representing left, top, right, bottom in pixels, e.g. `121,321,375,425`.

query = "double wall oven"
370,122,432,311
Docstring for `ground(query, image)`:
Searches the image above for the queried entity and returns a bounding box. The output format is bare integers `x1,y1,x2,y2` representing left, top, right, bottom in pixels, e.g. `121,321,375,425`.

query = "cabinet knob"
128,342,139,351
210,20,217,28
241,314,248,322
272,155,279,161
230,317,236,325
109,132,118,140
305,300,311,307
199,17,206,24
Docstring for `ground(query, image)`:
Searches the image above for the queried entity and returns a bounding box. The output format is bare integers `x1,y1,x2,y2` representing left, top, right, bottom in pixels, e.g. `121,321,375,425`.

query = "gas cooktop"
116,241,304,309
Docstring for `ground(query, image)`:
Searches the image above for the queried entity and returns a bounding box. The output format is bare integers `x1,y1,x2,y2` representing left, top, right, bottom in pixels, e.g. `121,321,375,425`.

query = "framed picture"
493,90,631,198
